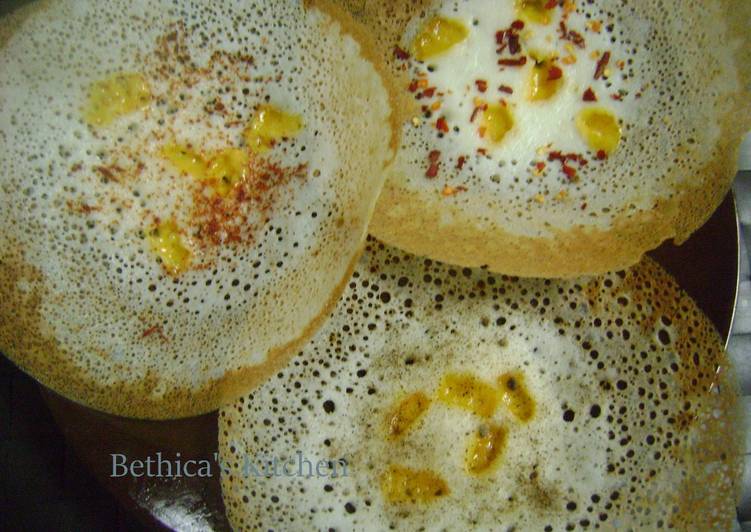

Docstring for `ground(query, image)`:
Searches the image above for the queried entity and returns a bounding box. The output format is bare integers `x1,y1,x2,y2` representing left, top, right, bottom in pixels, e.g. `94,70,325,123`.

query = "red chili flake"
499,56,528,67
508,34,521,55
568,31,585,48
558,21,586,49
548,151,588,177
610,92,623,101
562,165,578,180
558,20,567,35
581,202,588,210
583,87,597,101
470,103,487,123
596,150,608,160
408,80,419,92
426,163,439,178
547,66,563,81
545,0,558,8
436,117,449,133
394,46,410,61
475,80,488,93
499,85,514,94
477,148,488,156
429,150,441,163
456,156,467,170
496,21,526,57
594,51,611,80
423,87,436,98
535,162,546,172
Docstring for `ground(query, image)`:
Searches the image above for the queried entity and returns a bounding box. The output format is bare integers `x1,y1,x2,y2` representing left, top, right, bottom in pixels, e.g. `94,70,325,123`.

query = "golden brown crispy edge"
623,258,743,529
0,241,364,419
308,0,405,156
370,127,744,278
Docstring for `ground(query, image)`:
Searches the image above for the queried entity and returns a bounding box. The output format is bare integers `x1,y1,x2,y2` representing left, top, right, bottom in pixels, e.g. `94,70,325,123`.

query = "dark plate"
14,193,734,531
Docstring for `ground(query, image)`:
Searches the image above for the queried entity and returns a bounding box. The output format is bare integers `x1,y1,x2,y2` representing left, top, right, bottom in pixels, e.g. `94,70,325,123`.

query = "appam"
220,240,741,530
344,0,751,277
0,0,395,418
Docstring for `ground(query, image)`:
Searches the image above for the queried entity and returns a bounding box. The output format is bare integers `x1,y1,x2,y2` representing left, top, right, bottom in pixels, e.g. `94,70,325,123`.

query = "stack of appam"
0,0,749,529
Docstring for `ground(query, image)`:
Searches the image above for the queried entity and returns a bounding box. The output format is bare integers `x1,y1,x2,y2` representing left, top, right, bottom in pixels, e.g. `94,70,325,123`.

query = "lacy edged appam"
219,240,741,530
0,0,395,419
343,0,751,278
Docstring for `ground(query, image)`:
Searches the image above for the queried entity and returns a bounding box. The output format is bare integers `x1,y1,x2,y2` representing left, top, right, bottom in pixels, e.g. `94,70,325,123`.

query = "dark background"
0,355,150,531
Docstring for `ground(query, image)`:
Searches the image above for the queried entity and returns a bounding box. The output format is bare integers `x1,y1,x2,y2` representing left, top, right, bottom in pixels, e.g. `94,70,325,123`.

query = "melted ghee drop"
466,424,507,474
161,145,250,197
575,107,622,154
437,373,499,418
84,72,151,126
147,221,192,275
206,148,250,197
244,105,303,154
386,392,431,440
381,464,449,504
516,0,556,25
410,16,469,61
481,104,514,144
529,57,564,101
161,144,208,180
498,372,536,422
